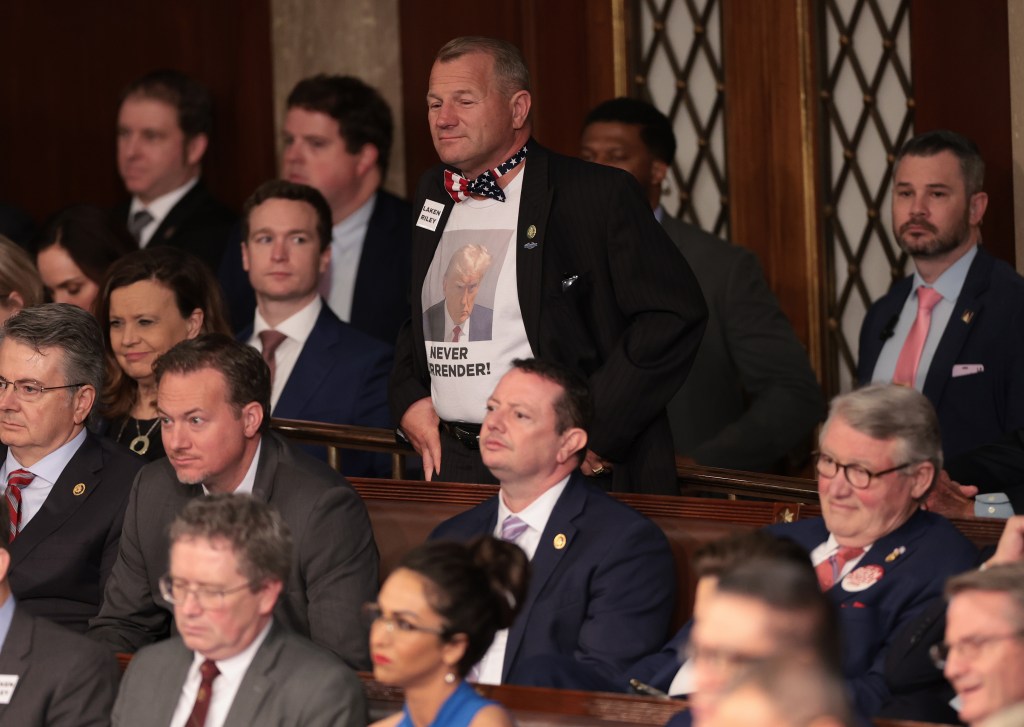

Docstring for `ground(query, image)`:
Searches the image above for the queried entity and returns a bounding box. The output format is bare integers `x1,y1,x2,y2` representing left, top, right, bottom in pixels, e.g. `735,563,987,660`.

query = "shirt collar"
496,474,571,533
912,243,978,301
3,428,87,483
203,439,261,496
130,175,199,221
332,194,376,250
253,297,322,345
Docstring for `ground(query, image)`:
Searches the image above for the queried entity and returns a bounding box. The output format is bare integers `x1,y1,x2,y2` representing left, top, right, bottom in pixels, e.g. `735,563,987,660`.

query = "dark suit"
391,142,707,493
88,431,379,670
858,247,1024,460
766,510,977,716
5,433,143,632
424,301,494,342
660,215,824,471
219,190,413,345
0,602,120,726
945,428,1024,511
239,304,393,477
114,180,235,270
112,619,365,727
430,473,676,688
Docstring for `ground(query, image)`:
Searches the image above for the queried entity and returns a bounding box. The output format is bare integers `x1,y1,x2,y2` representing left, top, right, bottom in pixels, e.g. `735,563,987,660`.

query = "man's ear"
185,133,209,167
969,191,989,226
651,158,669,188
355,144,379,178
510,90,531,131
241,401,264,437
556,427,588,465
910,462,936,500
72,385,96,425
0,549,10,583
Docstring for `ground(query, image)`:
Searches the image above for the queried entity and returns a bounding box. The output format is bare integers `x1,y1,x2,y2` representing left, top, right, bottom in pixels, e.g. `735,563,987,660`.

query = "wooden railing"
270,418,821,501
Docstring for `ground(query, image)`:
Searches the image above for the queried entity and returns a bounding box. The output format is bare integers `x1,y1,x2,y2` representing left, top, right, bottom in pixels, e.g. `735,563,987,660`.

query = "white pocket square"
952,364,985,377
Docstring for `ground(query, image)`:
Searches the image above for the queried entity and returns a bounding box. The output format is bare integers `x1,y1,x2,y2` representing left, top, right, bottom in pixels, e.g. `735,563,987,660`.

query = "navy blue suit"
430,473,676,689
631,511,976,717
423,301,494,342
220,190,412,346
767,511,976,716
239,304,393,477
858,247,1024,460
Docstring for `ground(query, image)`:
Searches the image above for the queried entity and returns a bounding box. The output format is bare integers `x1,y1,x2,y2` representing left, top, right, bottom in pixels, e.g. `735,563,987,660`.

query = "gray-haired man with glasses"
761,383,977,718
113,494,365,727
0,303,143,631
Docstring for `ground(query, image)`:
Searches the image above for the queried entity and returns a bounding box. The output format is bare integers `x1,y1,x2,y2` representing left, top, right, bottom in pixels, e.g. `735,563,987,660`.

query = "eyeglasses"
929,630,1024,669
158,574,256,611
683,642,765,672
814,451,916,490
361,602,448,637
0,377,86,402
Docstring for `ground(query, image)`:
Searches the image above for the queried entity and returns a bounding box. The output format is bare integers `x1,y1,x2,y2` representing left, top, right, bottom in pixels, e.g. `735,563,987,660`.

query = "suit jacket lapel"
515,141,553,352
502,475,582,678
923,249,991,404
250,433,281,505
151,183,203,245
0,606,33,674
147,640,195,725
273,307,337,418
8,434,102,568
826,509,928,606
223,623,282,727
351,191,400,329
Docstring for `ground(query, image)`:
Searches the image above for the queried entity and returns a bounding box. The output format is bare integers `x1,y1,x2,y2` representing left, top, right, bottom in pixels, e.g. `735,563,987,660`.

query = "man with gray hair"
0,303,143,631
763,383,977,717
113,494,365,726
940,561,1024,726
424,243,494,342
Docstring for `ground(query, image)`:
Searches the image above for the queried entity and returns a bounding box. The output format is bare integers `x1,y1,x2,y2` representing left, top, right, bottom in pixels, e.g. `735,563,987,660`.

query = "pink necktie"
816,546,864,590
892,286,943,387
259,330,288,383
451,325,462,343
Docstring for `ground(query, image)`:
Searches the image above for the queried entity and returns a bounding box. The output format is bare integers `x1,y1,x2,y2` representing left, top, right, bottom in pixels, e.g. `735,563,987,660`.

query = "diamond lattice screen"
819,0,914,393
634,0,728,238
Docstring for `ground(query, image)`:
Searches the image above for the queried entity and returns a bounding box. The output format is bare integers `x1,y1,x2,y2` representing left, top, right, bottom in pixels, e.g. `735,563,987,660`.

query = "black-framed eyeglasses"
361,602,448,637
158,574,256,611
0,377,86,402
814,451,916,490
929,630,1024,669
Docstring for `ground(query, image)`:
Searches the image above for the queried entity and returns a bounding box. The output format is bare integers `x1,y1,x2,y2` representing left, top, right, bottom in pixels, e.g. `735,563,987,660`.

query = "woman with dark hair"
36,205,135,312
97,247,230,460
367,537,529,727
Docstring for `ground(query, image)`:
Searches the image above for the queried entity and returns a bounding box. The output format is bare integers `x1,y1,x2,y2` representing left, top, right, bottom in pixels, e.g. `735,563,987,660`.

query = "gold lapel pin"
961,310,975,324
884,546,905,563
553,533,567,550
72,483,86,496
526,224,537,239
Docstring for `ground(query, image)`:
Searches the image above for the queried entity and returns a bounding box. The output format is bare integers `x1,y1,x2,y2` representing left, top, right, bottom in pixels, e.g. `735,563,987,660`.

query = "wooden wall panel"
0,0,275,228
910,0,1014,266
397,0,618,198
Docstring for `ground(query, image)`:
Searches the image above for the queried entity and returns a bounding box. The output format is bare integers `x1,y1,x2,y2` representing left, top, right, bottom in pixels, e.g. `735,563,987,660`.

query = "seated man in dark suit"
88,334,378,670
113,494,364,727
114,70,234,270
580,98,824,473
220,75,411,344
0,304,143,631
430,358,675,689
238,180,392,476
0,484,120,726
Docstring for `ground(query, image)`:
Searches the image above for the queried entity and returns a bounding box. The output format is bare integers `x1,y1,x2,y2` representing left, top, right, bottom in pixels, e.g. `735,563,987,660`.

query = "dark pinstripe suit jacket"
390,141,707,493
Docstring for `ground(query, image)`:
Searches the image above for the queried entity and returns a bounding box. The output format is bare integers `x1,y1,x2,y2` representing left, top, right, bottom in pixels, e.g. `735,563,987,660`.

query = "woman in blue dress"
367,536,529,727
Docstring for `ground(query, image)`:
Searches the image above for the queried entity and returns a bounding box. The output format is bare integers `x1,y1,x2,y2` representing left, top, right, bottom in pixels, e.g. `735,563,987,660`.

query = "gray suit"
112,619,366,727
88,431,379,670
661,216,824,472
0,603,120,726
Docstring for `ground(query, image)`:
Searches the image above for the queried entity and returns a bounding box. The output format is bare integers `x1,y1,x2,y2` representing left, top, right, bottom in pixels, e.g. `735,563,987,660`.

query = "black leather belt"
440,421,482,450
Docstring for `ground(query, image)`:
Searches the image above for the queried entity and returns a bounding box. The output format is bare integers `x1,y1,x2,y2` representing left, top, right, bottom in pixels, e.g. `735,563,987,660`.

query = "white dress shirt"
324,196,375,323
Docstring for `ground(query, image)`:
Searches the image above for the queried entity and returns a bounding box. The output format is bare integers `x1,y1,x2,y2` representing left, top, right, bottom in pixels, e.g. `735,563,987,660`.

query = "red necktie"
816,546,865,590
451,325,462,343
259,330,288,383
186,659,220,727
892,286,943,387
5,469,35,543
